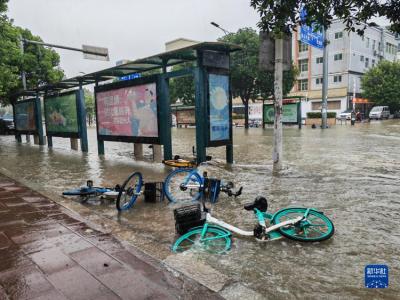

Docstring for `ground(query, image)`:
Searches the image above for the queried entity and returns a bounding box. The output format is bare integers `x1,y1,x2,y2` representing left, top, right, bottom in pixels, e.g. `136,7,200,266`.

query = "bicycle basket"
174,204,205,235
144,182,164,203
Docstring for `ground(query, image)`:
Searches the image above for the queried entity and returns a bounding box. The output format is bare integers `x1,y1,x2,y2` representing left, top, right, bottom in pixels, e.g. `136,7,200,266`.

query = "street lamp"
210,22,232,35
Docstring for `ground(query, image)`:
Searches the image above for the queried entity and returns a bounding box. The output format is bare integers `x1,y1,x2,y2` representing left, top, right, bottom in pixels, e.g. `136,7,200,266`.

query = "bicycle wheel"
116,172,143,211
272,208,334,242
172,226,231,254
164,169,202,203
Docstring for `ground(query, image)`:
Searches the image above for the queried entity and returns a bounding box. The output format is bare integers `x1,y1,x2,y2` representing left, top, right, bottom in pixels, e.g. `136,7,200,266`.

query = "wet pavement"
0,173,221,300
0,121,400,299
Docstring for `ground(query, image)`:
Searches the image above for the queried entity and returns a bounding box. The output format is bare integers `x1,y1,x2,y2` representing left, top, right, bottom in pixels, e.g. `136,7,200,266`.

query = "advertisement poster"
15,101,36,131
209,74,230,141
264,103,298,123
249,103,263,120
176,109,195,125
45,93,78,133
96,83,158,137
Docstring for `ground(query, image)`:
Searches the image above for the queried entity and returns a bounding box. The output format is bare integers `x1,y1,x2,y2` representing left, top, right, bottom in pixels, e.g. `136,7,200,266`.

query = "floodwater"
0,121,399,299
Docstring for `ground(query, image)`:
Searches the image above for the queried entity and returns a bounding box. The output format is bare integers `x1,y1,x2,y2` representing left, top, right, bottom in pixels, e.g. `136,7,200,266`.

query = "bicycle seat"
244,196,268,212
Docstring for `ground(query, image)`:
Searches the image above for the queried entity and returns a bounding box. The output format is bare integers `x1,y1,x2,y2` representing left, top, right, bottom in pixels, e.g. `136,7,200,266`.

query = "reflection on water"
1,121,400,298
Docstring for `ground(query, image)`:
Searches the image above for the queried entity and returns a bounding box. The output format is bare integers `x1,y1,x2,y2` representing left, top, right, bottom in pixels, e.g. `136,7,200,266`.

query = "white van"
369,106,390,120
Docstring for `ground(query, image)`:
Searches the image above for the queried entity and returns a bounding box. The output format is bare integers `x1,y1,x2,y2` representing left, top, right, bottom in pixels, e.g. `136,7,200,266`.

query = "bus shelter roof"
16,42,241,97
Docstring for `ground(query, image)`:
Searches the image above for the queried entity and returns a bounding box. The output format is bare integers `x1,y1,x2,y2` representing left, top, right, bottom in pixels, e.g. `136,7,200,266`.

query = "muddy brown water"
1,121,399,298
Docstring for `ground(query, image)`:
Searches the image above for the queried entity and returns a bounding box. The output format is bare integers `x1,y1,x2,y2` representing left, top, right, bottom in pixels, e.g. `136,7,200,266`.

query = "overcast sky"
8,0,259,78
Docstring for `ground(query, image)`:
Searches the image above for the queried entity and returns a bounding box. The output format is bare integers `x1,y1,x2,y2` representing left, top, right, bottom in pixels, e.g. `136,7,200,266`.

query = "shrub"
307,112,337,118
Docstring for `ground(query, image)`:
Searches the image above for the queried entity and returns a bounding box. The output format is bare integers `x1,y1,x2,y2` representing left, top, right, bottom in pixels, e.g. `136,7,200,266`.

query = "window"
365,57,369,68
298,79,308,91
316,57,323,64
362,35,365,41
333,75,342,83
298,59,308,72
386,43,397,55
334,32,343,39
372,59,375,67
372,40,376,50
334,53,343,61
298,41,308,52
315,77,323,85
378,42,382,51
360,55,364,62
366,37,370,48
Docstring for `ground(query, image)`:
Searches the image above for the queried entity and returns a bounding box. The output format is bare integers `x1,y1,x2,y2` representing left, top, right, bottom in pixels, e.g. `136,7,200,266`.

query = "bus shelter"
13,42,240,164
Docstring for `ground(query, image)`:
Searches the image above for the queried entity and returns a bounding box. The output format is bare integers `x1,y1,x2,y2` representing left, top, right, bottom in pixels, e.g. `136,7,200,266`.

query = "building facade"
290,20,398,117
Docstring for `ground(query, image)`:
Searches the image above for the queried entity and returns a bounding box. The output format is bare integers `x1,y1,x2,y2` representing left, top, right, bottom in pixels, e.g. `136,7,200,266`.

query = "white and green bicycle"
172,197,334,254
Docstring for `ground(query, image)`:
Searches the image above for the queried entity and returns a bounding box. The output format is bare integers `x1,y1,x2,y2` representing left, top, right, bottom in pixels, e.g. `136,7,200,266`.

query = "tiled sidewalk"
0,173,221,300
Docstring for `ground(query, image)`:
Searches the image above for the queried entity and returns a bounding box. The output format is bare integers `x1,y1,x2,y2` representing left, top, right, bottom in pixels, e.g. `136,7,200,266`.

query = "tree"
218,28,297,128
250,0,400,173
84,88,95,126
250,0,400,34
0,0,64,104
169,63,195,106
361,61,400,113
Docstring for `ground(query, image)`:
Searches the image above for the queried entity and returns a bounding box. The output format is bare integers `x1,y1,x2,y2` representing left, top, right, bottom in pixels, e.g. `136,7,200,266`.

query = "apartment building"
290,20,398,117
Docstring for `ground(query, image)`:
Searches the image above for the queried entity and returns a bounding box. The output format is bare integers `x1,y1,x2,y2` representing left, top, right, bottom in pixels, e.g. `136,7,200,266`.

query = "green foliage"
169,63,195,105
0,5,64,104
361,61,400,113
84,88,95,125
250,0,400,35
0,0,7,15
307,112,337,119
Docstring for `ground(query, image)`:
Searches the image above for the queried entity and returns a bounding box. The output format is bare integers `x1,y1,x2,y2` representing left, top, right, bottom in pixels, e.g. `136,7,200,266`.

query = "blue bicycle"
116,172,143,211
63,180,120,203
163,156,242,204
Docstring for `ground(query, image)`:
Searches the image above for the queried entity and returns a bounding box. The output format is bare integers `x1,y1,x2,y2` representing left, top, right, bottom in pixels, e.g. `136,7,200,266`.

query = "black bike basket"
144,182,164,203
173,204,205,235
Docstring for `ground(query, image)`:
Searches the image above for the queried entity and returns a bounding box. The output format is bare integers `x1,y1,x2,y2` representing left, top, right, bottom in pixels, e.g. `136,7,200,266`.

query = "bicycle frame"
203,209,304,239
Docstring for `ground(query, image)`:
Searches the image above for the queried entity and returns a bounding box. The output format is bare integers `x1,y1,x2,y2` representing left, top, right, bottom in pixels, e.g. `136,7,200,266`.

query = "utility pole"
352,79,356,111
321,26,329,129
273,37,283,173
19,37,27,91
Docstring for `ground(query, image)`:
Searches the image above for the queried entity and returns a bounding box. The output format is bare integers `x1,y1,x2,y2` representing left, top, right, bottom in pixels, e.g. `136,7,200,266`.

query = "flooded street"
1,121,399,298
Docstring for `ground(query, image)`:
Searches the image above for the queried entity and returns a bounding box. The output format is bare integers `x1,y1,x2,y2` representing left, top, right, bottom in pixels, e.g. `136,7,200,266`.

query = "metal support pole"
77,84,89,152
321,27,329,129
298,101,302,129
262,99,266,129
160,63,172,160
273,38,283,173
194,51,207,164
47,135,53,147
226,144,233,164
95,80,105,155
34,94,45,145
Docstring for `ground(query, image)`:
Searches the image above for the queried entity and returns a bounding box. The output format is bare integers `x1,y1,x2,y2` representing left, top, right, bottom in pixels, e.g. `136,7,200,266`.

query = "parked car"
369,106,390,120
0,114,14,134
339,109,353,120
